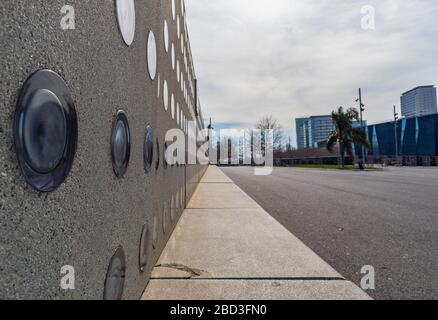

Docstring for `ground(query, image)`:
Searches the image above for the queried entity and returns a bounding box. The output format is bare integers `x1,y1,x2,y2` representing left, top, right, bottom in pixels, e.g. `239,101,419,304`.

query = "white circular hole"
164,20,169,53
177,103,180,124
147,30,157,80
116,0,136,46
171,43,175,70
171,94,175,119
177,16,180,39
176,60,180,82
157,74,161,98
163,80,169,111
172,0,176,20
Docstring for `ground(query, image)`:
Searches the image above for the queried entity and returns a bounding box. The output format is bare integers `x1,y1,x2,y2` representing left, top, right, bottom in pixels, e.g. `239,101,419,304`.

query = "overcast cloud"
185,0,438,146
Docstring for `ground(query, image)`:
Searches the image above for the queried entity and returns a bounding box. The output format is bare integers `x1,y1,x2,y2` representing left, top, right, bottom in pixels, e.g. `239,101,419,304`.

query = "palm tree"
326,107,371,167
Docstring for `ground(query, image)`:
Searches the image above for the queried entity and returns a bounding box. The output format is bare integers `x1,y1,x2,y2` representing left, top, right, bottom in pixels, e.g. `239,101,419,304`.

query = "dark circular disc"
163,142,168,168
103,246,126,300
180,186,184,210
13,69,78,193
139,224,152,272
23,89,67,173
152,209,159,249
111,111,131,177
155,138,160,171
162,201,168,234
143,125,154,173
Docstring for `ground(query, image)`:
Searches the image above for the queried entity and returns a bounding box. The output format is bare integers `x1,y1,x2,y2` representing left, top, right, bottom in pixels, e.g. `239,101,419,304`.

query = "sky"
185,0,438,147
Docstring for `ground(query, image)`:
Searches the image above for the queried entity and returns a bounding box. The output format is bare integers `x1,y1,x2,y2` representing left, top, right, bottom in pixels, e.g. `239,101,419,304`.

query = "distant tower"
401,86,437,118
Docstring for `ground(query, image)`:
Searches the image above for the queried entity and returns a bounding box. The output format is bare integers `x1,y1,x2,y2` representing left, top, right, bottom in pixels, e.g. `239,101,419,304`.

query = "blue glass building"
363,113,438,160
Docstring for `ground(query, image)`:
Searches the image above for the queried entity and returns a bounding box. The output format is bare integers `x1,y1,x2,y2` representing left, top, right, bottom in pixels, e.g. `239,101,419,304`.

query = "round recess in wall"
172,0,176,20
139,224,152,273
116,0,136,46
103,246,126,300
176,103,180,125
155,138,160,171
143,125,154,173
171,43,175,70
177,190,181,214
171,94,175,119
152,211,158,249
164,20,169,52
163,80,169,111
177,15,181,39
13,69,78,193
176,60,180,82
157,74,161,98
163,142,169,168
171,194,176,221
147,30,157,80
162,201,168,234
111,111,131,178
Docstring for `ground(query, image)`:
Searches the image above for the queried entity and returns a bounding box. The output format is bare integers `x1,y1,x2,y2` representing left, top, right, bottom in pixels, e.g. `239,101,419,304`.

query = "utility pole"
207,117,213,141
393,105,399,166
357,88,366,165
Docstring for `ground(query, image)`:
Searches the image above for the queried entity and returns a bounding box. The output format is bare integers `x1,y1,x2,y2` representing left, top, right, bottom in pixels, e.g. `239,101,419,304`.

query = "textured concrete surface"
143,166,369,300
0,0,206,299
187,183,260,209
144,279,372,300
199,166,233,183
151,208,342,279
221,166,438,300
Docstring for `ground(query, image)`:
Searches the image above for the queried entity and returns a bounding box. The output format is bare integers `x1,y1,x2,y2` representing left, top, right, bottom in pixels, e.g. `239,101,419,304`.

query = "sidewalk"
142,166,370,300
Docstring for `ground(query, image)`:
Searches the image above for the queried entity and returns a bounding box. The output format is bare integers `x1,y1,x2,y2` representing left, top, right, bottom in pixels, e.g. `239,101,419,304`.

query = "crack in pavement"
155,263,206,278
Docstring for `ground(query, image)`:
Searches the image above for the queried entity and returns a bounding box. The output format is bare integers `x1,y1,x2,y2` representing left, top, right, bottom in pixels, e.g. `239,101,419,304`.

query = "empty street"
221,166,438,300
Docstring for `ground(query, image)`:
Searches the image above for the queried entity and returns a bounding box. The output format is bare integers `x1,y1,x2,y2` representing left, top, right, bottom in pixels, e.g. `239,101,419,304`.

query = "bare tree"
254,115,285,152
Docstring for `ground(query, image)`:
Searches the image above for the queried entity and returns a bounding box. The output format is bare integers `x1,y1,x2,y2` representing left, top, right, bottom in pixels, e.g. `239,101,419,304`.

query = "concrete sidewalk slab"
142,166,370,300
187,183,260,209
151,209,342,279
143,279,372,300
200,166,233,183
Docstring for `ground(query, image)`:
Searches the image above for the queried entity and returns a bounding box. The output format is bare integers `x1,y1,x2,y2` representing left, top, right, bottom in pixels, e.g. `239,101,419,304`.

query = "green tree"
326,107,371,167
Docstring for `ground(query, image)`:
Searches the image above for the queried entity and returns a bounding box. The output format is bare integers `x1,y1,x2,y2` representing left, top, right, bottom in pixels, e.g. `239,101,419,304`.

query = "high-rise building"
401,86,437,118
295,118,309,149
308,115,335,148
296,115,335,149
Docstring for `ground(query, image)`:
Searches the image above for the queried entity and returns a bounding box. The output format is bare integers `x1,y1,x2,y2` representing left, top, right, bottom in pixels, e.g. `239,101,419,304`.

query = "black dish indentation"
111,111,131,178
13,69,78,192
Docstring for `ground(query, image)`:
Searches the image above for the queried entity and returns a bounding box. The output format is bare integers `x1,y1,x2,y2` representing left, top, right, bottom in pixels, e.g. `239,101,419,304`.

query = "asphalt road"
221,166,438,300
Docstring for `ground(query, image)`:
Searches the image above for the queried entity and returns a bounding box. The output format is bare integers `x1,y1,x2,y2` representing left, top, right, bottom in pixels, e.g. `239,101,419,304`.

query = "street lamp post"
356,88,366,165
393,105,400,166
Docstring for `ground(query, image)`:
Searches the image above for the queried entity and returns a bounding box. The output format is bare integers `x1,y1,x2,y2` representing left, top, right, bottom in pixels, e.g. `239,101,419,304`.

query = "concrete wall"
0,0,207,299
